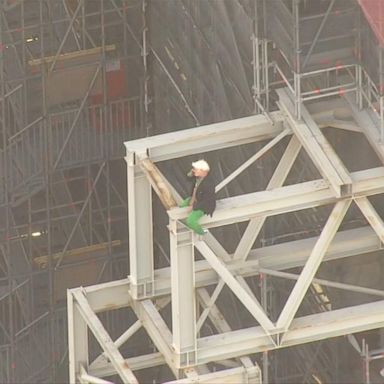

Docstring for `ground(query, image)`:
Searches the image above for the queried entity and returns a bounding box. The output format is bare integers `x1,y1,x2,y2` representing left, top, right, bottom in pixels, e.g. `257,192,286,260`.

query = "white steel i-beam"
125,151,154,298
355,196,384,242
276,200,351,333
169,220,197,363
68,290,89,383
71,289,138,384
196,241,275,334
233,135,301,261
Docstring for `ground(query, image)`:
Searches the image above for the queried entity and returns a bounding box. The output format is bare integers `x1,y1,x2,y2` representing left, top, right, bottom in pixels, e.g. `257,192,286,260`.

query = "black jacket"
190,174,216,216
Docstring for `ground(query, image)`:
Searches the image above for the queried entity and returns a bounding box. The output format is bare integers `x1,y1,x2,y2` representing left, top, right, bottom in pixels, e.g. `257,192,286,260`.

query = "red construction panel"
90,59,127,104
89,59,130,131
358,0,384,46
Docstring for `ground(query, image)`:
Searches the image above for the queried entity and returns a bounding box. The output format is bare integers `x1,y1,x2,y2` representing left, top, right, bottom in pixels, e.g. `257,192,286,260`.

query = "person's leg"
186,209,205,234
179,197,191,208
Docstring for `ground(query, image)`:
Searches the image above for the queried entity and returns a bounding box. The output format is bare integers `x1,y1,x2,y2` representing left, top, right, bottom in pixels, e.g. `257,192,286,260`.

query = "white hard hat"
192,159,210,171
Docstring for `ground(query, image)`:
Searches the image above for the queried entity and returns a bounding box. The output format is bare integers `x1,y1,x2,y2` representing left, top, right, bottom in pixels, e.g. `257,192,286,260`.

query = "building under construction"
2,0,384,383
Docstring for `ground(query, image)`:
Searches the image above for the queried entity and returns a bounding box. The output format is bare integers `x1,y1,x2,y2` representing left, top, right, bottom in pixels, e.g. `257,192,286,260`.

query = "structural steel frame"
68,91,384,383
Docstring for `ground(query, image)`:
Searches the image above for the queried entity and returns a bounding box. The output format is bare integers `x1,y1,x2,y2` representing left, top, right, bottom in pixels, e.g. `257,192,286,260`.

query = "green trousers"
180,197,205,235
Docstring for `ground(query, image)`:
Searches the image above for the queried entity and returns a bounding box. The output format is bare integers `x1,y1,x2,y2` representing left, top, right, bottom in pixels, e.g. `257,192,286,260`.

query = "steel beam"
89,353,164,378
82,226,381,311
260,268,384,298
233,135,301,261
131,299,177,375
124,113,285,162
277,88,352,197
79,365,113,384
196,300,384,365
215,128,290,193
68,291,88,383
196,241,275,334
197,285,256,370
276,200,351,332
164,366,261,384
196,280,225,332
168,167,384,229
71,289,138,384
169,221,197,358
90,320,142,369
355,196,384,242
126,152,154,298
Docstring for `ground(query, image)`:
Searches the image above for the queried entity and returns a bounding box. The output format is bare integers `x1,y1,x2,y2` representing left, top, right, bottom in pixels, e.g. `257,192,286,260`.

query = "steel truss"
69,91,384,383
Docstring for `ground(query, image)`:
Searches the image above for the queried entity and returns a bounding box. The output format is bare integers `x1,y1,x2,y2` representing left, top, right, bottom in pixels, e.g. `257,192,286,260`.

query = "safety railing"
3,97,140,201
49,96,140,168
6,117,45,195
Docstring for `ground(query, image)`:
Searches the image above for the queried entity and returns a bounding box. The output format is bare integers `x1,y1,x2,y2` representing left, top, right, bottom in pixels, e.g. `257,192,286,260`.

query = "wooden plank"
34,240,121,268
28,45,116,66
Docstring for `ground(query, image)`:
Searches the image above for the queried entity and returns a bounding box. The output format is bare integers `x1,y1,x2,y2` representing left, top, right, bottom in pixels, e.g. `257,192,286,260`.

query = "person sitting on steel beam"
180,159,216,235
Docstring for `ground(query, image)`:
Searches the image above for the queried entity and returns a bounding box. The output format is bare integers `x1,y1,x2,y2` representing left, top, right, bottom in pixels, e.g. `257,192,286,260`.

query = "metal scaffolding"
2,0,384,383
1,1,144,382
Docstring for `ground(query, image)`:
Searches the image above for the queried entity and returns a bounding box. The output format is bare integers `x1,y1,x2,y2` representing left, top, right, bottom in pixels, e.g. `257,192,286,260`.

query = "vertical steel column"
67,292,89,384
126,153,154,298
169,220,196,367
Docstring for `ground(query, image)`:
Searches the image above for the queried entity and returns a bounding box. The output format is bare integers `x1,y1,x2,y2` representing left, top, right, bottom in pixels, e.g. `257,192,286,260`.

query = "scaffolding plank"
33,240,121,268
28,45,115,66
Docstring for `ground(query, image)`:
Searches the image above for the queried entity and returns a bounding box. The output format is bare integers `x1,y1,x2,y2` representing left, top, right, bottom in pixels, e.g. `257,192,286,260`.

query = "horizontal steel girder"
195,299,384,364
82,274,384,369
124,97,351,164
124,113,285,162
168,166,384,228
84,226,381,313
